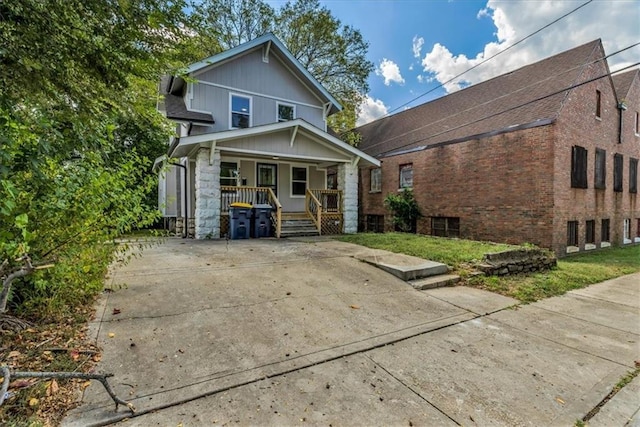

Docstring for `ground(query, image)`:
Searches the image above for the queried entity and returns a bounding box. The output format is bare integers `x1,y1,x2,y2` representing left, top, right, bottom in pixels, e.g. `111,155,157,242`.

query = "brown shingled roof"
357,39,604,158
158,75,215,124
612,68,639,100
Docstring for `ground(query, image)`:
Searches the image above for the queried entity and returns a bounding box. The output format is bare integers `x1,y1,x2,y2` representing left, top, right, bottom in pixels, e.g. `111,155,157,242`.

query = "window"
571,146,588,188
601,219,610,242
623,218,631,242
595,90,601,119
366,215,385,233
637,219,640,238
277,103,295,122
220,162,238,187
613,153,623,192
230,94,251,128
567,221,579,247
370,168,382,192
291,166,307,196
432,217,460,238
594,148,606,189
585,220,595,244
399,164,413,189
630,158,638,193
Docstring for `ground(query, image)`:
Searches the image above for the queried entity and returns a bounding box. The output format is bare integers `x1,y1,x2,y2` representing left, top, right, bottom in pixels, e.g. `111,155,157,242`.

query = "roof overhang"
168,119,380,167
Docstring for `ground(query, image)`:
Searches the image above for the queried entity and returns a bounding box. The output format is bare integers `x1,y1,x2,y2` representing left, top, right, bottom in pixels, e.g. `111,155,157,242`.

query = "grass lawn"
338,233,640,302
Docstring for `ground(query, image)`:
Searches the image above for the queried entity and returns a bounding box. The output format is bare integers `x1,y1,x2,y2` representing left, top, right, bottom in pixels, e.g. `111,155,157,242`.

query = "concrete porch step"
409,274,461,290
355,251,449,281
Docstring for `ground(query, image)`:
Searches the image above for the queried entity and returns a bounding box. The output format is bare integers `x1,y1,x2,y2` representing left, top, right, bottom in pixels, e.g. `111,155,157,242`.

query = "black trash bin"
229,203,252,239
252,204,273,238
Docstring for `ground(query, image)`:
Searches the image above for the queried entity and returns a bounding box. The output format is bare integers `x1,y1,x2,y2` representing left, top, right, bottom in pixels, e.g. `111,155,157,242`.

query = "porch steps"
408,274,461,290
280,218,320,238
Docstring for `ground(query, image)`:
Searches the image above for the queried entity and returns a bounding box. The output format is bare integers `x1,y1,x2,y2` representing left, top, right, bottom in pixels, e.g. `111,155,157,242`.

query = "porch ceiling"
168,119,380,167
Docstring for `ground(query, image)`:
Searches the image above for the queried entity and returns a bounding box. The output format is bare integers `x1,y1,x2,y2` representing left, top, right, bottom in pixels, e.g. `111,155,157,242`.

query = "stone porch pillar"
338,161,358,234
194,148,221,239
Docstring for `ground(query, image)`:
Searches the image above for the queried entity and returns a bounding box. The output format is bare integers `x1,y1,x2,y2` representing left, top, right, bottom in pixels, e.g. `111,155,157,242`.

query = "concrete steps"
409,274,461,290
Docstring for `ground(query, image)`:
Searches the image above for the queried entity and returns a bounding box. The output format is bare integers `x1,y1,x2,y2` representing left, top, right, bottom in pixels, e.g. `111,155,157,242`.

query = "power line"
379,0,595,119
360,42,640,155
375,60,640,159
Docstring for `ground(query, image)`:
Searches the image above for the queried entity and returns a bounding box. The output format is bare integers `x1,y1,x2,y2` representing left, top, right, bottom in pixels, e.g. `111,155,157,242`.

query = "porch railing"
305,189,343,234
221,186,282,238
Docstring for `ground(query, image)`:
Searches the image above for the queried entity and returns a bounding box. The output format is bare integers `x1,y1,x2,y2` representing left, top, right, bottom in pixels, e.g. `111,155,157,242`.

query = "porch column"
194,148,221,239
338,161,358,234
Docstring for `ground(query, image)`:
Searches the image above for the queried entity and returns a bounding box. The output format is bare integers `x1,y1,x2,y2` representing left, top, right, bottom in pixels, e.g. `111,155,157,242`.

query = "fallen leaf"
350,305,360,309
93,353,102,362
70,349,80,361
46,379,59,396
9,379,36,389
112,308,121,315
555,397,565,405
108,332,115,338
8,351,21,358
29,397,39,407
82,381,92,389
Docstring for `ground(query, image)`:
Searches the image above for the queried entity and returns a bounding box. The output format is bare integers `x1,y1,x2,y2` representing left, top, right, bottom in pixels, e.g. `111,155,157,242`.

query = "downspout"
172,162,188,238
618,101,627,144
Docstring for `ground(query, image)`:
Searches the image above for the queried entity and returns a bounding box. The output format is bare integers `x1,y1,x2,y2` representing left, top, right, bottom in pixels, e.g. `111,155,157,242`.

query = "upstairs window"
399,164,413,189
370,168,382,192
230,94,251,128
614,153,623,192
277,103,295,122
594,148,606,189
630,158,638,193
635,112,639,135
571,146,588,188
595,90,601,119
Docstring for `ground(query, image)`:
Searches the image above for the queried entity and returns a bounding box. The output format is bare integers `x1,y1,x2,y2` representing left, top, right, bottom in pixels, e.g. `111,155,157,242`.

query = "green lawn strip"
338,233,640,302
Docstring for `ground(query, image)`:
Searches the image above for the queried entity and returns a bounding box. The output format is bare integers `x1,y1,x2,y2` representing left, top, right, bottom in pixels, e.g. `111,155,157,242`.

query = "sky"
275,0,640,126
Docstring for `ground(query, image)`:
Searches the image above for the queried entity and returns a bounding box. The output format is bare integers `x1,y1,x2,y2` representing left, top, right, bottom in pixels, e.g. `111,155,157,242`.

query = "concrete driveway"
63,238,640,426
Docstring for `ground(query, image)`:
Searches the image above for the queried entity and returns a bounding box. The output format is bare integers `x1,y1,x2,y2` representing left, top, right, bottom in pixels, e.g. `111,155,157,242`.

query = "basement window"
567,221,579,249
366,215,385,233
432,217,460,238
623,218,631,244
571,146,588,188
601,219,610,244
585,220,595,246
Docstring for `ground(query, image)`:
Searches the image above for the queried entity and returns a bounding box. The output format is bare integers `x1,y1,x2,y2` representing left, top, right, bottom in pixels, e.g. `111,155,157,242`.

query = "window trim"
399,163,413,189
276,102,296,123
290,164,308,198
370,168,382,193
229,93,252,129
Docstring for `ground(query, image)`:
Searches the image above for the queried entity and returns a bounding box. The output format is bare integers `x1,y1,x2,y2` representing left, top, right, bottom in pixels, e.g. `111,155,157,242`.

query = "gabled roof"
168,118,379,167
158,75,215,124
612,68,639,100
357,39,605,158
176,33,342,116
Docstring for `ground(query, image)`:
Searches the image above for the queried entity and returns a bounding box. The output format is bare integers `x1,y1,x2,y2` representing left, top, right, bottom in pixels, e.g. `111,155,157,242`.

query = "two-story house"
357,39,639,256
156,33,379,239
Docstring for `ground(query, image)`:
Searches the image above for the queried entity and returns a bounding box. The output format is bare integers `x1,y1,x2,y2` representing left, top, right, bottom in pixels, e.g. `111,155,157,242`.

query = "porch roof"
168,119,380,167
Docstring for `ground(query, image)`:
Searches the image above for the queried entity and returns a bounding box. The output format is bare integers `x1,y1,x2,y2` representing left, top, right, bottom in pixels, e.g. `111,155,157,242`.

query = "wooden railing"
221,186,282,238
305,189,343,235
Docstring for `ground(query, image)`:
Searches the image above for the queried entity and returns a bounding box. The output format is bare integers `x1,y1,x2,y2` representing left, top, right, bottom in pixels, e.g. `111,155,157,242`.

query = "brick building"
357,39,639,256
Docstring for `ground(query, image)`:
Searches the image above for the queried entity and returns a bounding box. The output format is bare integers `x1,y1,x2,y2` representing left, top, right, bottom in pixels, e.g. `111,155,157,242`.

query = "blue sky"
308,0,640,125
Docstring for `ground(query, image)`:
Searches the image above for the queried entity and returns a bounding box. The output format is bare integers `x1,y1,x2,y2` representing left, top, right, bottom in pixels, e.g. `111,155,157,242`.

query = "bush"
384,189,421,233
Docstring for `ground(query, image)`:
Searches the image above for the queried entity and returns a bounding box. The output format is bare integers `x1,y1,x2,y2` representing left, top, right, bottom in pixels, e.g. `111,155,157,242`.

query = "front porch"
219,186,344,238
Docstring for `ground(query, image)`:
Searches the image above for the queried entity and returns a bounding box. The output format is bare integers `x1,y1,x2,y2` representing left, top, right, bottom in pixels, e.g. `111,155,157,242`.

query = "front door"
257,163,278,196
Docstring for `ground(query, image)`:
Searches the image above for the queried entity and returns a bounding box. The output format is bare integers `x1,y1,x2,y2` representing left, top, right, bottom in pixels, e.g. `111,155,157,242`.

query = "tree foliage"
384,190,421,233
192,0,373,136
0,0,188,320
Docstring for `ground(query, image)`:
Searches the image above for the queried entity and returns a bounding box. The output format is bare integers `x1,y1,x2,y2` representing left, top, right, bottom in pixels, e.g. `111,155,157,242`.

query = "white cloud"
357,95,389,126
412,35,424,58
375,58,405,86
421,0,639,93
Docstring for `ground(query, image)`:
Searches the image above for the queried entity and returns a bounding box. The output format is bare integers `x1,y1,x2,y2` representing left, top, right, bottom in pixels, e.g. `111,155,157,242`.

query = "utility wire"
380,0,595,119
376,60,640,159
361,42,640,155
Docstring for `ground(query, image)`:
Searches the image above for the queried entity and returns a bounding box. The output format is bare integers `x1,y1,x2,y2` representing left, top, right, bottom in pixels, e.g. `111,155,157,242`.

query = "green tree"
0,0,188,323
191,0,373,137
384,189,421,233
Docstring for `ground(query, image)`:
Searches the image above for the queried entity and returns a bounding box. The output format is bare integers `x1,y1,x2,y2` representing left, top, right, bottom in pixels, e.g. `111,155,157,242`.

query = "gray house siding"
189,49,326,131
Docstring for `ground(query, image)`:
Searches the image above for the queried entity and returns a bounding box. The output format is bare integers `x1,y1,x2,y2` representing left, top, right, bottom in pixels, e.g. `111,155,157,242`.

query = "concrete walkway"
63,238,640,426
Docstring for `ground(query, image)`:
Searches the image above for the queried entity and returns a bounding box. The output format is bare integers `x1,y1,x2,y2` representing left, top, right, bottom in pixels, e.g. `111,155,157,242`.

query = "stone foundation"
477,248,557,276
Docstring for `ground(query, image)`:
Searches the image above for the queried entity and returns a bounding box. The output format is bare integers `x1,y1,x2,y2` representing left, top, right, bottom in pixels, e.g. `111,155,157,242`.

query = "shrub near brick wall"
477,248,557,276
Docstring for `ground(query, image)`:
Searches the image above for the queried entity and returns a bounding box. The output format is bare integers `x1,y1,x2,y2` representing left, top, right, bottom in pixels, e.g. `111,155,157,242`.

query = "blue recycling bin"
252,204,273,238
229,203,252,239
